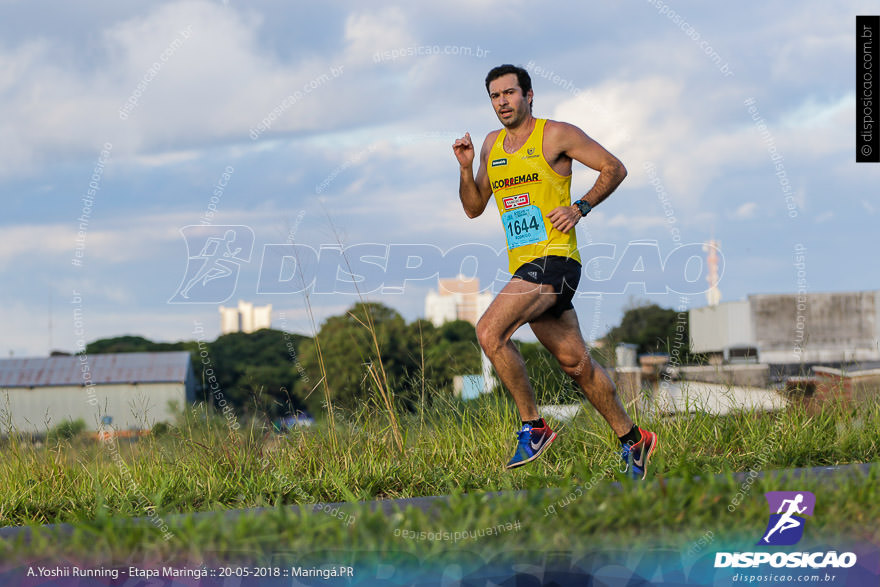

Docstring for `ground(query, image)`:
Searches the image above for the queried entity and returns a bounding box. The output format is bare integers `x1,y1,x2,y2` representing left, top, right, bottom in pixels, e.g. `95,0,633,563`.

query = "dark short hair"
485,64,532,98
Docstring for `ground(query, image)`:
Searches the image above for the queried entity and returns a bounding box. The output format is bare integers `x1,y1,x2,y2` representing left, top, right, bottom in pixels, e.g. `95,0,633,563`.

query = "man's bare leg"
476,278,557,421
532,308,658,479
529,308,633,436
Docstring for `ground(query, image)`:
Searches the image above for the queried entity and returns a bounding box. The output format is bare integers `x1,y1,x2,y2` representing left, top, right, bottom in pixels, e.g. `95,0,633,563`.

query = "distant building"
0,352,197,434
425,275,493,327
690,290,880,364
425,276,495,396
703,239,722,307
219,300,272,334
690,300,754,362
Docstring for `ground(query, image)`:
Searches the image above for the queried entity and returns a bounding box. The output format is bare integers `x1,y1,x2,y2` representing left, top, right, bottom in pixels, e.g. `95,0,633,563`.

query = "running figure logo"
169,225,254,303
758,491,815,546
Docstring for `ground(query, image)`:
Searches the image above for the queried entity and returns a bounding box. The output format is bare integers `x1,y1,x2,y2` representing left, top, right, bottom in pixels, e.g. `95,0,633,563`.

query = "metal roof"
0,352,193,388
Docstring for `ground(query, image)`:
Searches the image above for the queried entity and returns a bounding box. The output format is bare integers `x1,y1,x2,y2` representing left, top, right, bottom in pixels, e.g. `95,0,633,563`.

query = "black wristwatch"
574,199,593,217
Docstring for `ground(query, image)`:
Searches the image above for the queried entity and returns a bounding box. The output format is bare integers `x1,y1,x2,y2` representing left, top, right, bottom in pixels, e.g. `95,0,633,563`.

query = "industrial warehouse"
0,351,196,435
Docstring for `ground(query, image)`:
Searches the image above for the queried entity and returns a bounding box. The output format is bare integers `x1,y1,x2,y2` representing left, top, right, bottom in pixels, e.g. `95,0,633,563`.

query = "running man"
452,64,657,476
762,494,807,543
180,229,242,298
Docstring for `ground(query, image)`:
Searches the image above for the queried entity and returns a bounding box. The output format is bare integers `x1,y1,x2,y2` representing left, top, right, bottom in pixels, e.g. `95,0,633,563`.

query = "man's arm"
453,131,493,218
545,121,627,233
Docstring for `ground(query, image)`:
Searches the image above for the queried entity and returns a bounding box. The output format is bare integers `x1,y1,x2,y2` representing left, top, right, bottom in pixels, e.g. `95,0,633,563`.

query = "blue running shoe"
506,421,557,469
620,428,658,480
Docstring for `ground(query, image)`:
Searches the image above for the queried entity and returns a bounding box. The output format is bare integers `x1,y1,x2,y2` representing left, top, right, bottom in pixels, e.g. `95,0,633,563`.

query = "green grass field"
1,388,879,564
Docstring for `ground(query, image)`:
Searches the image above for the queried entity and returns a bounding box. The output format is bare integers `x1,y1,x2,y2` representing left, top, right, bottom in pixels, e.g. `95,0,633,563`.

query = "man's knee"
558,350,592,376
476,318,502,355
475,318,492,351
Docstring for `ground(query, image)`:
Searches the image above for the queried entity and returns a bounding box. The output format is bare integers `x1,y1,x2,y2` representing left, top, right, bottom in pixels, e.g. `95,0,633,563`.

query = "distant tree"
86,330,312,419
299,303,418,411
85,335,189,354
201,328,311,418
602,303,690,357
421,320,482,394
299,305,488,412
438,320,477,344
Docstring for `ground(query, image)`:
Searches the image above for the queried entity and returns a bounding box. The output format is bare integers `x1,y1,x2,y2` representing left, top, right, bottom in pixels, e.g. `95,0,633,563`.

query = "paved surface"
542,383,788,421
656,381,788,414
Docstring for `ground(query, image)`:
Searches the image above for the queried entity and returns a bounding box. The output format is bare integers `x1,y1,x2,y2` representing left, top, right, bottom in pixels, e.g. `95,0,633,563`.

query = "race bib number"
502,205,547,250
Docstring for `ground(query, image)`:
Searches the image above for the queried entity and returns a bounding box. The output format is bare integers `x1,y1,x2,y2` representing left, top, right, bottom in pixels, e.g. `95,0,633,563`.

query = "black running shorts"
512,255,582,318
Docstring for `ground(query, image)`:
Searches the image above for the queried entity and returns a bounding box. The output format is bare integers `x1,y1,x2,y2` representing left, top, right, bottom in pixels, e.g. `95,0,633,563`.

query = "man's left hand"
547,205,582,233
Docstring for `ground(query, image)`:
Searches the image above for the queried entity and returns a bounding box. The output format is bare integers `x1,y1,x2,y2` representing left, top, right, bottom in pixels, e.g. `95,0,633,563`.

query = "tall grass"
2,384,879,528
325,214,404,452
5,468,879,564
2,397,879,564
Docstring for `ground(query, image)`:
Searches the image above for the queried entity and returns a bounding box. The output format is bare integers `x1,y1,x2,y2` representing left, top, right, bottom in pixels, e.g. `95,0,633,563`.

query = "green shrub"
151,421,172,437
47,418,87,442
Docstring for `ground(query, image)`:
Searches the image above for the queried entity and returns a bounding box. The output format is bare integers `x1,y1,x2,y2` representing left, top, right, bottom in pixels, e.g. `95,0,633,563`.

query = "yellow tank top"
487,118,581,274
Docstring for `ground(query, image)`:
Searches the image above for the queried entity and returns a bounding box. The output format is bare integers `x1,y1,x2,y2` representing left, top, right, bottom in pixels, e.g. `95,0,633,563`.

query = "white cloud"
0,208,308,269
0,219,180,269
551,77,755,209
770,23,851,84
782,94,851,130
0,224,75,268
552,78,675,171
344,7,416,65
0,0,358,178
603,213,667,231
732,202,758,220
130,150,202,168
814,211,833,224
2,0,876,359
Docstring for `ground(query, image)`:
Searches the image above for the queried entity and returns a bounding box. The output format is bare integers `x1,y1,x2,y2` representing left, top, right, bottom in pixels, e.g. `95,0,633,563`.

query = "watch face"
577,201,591,216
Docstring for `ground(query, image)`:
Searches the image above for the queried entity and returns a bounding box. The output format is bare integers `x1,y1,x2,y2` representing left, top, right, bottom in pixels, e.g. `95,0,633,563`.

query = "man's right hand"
455,131,491,218
453,132,475,167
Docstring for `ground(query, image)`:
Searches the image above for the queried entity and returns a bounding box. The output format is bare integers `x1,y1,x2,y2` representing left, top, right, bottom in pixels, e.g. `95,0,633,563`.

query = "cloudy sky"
2,0,876,357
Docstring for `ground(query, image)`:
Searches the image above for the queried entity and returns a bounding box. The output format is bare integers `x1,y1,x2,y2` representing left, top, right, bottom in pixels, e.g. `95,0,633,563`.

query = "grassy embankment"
1,384,878,564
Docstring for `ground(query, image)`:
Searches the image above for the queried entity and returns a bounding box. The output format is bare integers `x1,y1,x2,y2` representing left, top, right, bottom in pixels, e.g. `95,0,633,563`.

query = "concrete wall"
690,301,752,354
798,367,880,412
690,291,880,364
1,383,187,434
613,367,642,408
751,291,880,364
679,364,769,388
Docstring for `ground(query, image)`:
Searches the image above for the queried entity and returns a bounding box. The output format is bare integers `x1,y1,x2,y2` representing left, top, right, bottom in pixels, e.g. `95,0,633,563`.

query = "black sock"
522,418,544,428
618,425,642,446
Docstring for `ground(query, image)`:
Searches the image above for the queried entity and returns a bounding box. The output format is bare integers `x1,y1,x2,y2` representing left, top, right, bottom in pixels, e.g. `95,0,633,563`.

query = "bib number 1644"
502,205,547,249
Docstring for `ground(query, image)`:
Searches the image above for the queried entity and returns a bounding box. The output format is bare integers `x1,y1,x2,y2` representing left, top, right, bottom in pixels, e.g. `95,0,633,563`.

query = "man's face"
488,73,532,128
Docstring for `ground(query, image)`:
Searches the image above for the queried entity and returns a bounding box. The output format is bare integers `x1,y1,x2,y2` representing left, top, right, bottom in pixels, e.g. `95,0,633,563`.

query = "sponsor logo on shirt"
502,193,530,210
492,173,539,191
